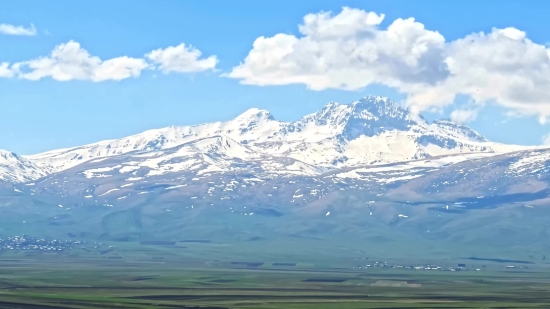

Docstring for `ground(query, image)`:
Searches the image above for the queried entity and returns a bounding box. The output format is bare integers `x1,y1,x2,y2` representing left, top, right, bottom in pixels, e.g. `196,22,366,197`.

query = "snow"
0,149,47,183
508,150,550,174
5,96,537,184
99,188,120,196
376,174,423,183
23,97,525,175
82,165,121,178
165,184,187,190
119,165,140,173
331,153,501,182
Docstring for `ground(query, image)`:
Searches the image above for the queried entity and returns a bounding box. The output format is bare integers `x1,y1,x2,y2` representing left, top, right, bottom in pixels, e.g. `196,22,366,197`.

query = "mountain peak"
234,108,275,122
351,96,411,119
356,95,393,105
0,149,46,183
0,149,21,163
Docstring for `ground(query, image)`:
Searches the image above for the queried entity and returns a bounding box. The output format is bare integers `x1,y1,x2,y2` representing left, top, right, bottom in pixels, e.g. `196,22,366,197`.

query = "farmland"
0,247,549,308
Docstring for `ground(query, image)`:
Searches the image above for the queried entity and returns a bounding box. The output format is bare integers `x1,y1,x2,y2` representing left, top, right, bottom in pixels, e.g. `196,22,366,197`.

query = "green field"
0,247,550,309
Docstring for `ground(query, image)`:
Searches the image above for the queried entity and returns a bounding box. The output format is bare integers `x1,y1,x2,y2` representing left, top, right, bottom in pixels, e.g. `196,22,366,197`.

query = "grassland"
0,247,550,309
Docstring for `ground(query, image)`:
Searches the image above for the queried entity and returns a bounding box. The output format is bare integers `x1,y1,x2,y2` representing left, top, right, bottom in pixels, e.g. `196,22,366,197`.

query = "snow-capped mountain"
3,97,550,256
24,96,526,174
0,149,46,183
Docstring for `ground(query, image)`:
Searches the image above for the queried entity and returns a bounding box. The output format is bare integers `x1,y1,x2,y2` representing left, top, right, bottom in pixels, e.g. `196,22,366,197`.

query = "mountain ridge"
19,96,527,178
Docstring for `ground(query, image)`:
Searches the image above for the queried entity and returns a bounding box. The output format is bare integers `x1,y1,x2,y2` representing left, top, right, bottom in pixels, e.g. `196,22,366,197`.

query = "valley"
0,251,549,308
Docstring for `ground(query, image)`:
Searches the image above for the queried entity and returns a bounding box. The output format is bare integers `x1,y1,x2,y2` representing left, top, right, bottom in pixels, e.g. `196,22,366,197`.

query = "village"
0,235,97,252
354,259,473,272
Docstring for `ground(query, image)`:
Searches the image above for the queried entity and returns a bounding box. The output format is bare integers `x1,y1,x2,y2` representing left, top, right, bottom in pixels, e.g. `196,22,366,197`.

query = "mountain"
3,95,537,210
24,96,524,174
2,96,549,261
0,149,46,183
9,146,550,261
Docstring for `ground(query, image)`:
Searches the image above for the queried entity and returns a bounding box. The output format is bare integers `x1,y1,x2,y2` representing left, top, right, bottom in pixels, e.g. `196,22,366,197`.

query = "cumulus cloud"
0,40,217,82
0,23,36,36
226,7,550,121
146,43,218,73
227,7,448,92
11,41,148,82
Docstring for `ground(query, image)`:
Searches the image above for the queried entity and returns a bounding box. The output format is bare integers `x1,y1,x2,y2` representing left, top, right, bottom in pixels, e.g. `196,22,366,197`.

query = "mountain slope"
390,147,550,201
0,149,46,183
12,147,550,261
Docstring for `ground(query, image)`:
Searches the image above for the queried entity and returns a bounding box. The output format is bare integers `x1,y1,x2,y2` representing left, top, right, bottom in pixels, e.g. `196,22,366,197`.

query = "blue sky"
1,0,549,154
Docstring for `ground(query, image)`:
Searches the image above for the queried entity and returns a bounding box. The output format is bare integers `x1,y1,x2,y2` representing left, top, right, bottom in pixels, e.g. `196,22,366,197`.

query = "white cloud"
146,43,218,73
0,62,14,77
0,23,36,36
12,41,148,82
542,133,550,145
227,7,550,121
450,108,478,124
1,40,216,82
419,28,550,119
227,7,447,92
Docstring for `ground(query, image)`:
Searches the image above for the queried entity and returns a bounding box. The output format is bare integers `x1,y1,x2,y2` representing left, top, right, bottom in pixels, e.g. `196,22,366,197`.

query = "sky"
1,0,550,154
